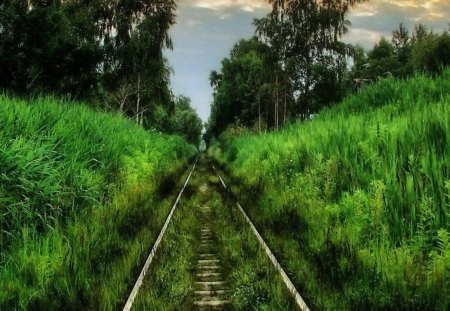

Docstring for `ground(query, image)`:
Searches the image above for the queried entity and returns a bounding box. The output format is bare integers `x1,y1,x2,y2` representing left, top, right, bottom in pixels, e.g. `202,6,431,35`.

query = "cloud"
350,0,450,26
351,0,450,17
182,0,270,12
345,0,450,49
345,28,385,49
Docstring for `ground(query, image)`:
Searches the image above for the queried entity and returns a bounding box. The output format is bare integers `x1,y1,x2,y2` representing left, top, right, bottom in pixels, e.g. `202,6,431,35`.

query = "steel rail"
211,163,310,311
123,158,198,311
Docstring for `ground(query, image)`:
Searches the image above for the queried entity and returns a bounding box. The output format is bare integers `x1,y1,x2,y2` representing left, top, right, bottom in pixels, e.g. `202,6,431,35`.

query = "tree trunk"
120,98,126,112
136,74,141,124
266,95,269,132
275,74,279,130
283,84,287,125
258,98,261,133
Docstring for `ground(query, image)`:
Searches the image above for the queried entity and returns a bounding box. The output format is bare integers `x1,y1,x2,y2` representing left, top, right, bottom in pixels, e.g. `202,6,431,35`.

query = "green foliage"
370,38,395,60
208,38,278,138
0,0,177,126
211,71,450,310
255,0,362,119
168,96,203,146
0,2,101,97
0,95,196,309
207,1,367,142
411,32,450,74
352,24,450,80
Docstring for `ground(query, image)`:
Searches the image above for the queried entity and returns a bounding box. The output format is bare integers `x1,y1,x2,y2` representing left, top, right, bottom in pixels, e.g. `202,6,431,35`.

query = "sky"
165,0,450,121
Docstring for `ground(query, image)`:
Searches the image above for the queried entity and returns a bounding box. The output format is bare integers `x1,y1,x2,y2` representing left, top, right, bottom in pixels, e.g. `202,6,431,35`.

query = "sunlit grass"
0,95,196,309
211,70,450,310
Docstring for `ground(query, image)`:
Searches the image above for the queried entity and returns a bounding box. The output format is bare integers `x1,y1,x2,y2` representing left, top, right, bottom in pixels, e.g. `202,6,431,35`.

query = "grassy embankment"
0,96,196,309
210,70,450,310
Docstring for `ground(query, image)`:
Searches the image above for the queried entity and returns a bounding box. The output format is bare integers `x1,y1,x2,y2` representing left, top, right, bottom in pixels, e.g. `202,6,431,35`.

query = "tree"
0,1,101,96
352,37,401,79
412,24,429,43
349,23,450,86
255,0,365,119
97,0,176,124
169,96,203,146
0,0,178,130
411,31,450,74
392,23,411,63
369,38,395,60
206,0,370,141
208,38,282,138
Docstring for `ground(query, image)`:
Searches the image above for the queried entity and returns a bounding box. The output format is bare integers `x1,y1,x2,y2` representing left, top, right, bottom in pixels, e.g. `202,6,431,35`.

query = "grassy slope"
211,70,450,310
0,96,196,309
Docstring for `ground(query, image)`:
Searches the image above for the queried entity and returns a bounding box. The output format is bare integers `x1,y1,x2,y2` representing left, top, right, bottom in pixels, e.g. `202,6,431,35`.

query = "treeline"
351,23,450,81
205,0,450,140
0,0,202,144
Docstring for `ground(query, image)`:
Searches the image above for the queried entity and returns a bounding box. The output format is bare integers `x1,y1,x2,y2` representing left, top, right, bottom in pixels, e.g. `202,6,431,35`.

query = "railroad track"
193,203,230,308
123,156,310,310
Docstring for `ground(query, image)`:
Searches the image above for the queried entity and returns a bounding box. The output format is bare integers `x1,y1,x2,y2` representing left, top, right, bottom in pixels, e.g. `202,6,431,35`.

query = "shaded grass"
133,156,295,310
132,172,198,310
0,95,196,309
210,70,450,310
215,179,297,310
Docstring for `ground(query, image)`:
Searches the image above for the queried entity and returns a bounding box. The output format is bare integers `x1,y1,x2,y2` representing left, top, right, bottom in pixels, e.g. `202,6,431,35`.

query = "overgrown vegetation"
0,0,203,141
0,0,175,118
134,156,295,309
0,95,196,309
206,1,450,140
165,96,203,146
210,70,450,310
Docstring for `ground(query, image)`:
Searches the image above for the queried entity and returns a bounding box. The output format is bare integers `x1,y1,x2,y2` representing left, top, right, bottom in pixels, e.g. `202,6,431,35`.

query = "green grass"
133,156,295,310
0,95,196,309
210,70,450,310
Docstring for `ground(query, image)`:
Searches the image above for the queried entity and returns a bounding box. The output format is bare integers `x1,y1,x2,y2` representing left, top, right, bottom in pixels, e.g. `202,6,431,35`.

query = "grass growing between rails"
0,95,196,309
134,156,295,310
210,70,450,310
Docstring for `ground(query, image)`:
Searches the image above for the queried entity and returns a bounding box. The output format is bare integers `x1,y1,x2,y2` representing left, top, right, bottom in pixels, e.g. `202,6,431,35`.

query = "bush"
412,32,450,74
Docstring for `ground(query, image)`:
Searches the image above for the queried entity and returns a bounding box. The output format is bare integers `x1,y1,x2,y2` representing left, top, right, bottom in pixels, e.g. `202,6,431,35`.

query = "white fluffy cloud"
350,0,450,24
183,0,270,12
345,28,384,48
346,0,450,48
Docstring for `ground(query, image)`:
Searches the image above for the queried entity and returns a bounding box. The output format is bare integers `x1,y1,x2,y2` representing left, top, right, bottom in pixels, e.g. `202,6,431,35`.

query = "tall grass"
0,95,196,309
211,70,450,310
